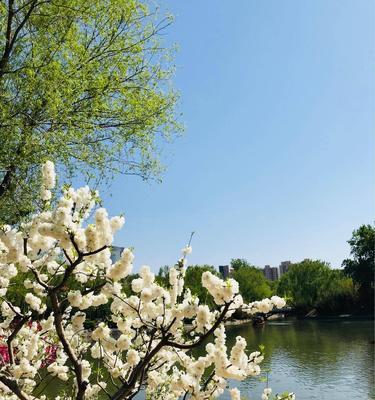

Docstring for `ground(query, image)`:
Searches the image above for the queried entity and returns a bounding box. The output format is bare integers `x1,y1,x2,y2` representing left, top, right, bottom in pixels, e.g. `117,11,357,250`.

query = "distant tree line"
277,224,374,315
6,224,373,321
155,224,374,317
277,260,356,315
110,224,374,320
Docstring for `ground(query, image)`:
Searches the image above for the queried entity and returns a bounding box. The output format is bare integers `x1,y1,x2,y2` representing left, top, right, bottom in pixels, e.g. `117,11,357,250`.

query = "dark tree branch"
7,315,29,364
49,290,87,400
0,376,29,400
0,0,15,76
0,0,39,78
0,166,16,198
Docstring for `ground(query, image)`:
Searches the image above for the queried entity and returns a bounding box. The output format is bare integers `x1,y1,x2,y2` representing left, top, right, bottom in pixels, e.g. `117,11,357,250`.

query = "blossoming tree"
0,162,294,400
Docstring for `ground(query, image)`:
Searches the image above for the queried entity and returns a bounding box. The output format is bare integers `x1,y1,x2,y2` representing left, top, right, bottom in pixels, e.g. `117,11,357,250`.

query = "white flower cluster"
25,293,45,313
261,387,296,400
40,160,56,201
0,162,292,400
230,387,241,400
0,263,17,296
107,247,133,281
202,271,240,305
243,296,286,315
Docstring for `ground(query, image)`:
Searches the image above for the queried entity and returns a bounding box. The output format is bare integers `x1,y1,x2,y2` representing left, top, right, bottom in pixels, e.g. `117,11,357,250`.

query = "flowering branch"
165,300,232,350
49,291,87,400
0,162,293,400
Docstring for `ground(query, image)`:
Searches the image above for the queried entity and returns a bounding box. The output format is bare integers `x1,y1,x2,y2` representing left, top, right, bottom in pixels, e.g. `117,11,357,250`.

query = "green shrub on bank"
277,259,358,315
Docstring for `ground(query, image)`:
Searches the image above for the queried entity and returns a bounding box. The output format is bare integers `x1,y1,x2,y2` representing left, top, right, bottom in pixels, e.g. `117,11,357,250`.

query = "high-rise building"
279,261,291,276
263,264,279,281
219,265,230,279
110,246,124,263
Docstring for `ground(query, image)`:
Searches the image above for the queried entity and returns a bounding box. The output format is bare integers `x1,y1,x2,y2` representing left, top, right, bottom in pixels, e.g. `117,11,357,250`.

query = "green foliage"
230,258,255,271
156,265,170,287
315,273,357,314
342,224,374,309
277,259,357,314
231,261,272,302
0,0,180,224
267,280,278,293
5,271,29,312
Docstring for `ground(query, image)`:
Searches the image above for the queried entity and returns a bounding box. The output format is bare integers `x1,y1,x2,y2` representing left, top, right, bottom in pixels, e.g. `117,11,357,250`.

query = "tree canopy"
0,0,179,224
230,259,272,303
230,258,255,271
277,259,355,314
342,224,374,309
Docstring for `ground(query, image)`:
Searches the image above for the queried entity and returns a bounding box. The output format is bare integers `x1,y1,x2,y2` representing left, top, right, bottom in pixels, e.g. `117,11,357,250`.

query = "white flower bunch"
40,160,56,201
0,162,291,400
242,296,286,315
262,387,296,400
201,271,239,305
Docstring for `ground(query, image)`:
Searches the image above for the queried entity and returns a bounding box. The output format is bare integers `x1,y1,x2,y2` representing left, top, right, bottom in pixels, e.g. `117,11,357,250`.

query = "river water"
40,319,374,399
222,318,374,400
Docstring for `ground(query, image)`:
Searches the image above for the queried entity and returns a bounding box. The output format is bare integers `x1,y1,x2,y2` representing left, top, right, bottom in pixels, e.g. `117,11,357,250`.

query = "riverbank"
221,312,374,329
296,311,374,321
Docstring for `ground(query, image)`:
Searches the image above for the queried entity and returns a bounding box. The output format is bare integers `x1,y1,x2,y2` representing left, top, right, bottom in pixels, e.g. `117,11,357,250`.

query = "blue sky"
100,0,374,272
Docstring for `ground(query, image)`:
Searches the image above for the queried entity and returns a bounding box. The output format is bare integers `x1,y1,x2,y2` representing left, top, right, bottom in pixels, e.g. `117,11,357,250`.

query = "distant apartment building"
110,246,124,263
279,261,291,276
219,265,230,279
263,264,279,281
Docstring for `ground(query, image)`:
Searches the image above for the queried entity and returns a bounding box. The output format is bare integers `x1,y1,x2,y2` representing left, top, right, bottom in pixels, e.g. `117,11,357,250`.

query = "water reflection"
224,319,374,400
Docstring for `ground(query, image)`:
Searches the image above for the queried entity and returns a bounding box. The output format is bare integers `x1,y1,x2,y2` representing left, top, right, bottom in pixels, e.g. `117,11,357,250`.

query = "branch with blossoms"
0,161,295,400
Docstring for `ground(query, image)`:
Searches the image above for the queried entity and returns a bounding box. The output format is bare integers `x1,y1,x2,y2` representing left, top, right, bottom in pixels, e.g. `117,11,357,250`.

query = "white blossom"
107,248,134,281
25,293,44,312
42,160,56,190
230,387,241,400
0,161,291,400
127,349,140,366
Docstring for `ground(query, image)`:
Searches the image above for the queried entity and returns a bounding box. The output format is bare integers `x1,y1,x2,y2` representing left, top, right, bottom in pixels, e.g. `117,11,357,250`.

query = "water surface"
223,319,374,400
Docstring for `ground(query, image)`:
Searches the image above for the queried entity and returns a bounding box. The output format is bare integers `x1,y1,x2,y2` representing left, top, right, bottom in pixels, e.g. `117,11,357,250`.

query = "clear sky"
100,0,374,272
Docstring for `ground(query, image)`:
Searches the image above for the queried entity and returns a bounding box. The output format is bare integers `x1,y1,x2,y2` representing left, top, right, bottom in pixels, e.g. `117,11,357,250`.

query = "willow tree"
0,0,179,224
